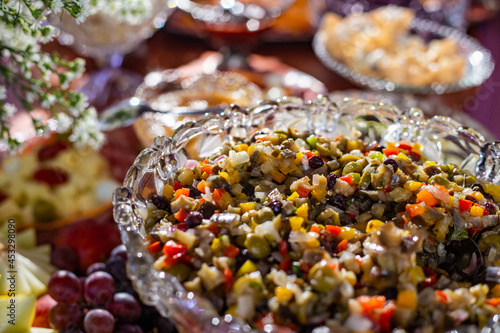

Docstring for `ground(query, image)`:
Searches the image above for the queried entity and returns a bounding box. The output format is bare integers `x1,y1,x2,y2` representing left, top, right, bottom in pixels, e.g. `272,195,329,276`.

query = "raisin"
484,200,498,214
383,158,399,172
308,155,324,169
150,194,169,211
185,211,203,228
326,173,340,189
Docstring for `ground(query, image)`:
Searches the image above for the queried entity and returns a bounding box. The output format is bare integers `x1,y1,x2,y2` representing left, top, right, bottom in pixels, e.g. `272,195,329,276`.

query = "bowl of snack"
313,6,495,94
112,96,500,332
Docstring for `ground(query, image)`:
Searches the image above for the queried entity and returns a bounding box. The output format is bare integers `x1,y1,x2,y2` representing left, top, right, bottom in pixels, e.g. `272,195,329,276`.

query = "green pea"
244,233,270,259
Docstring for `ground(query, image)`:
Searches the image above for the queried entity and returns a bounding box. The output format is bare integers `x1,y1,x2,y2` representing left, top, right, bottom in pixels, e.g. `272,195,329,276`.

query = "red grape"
48,271,81,303
49,302,82,330
106,292,141,323
84,271,115,305
114,324,143,333
110,244,128,261
83,309,114,333
86,262,107,275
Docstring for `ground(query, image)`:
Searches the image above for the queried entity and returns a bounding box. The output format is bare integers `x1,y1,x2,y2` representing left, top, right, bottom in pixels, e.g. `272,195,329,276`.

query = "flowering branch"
0,0,105,152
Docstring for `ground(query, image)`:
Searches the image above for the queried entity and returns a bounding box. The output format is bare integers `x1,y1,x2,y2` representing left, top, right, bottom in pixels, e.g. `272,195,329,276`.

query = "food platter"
313,17,495,94
113,96,500,332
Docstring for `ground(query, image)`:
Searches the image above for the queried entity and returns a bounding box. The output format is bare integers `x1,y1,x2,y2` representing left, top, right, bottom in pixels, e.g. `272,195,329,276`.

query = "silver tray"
313,18,495,94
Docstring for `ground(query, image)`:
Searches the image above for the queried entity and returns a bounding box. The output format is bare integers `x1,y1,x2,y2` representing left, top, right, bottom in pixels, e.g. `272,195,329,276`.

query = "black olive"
198,201,219,219
268,201,283,215
328,194,347,211
383,158,399,172
185,211,203,228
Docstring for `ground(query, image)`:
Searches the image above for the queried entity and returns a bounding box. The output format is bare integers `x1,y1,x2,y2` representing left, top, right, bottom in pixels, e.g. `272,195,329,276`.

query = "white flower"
3,103,17,118
69,107,105,149
0,86,6,100
41,94,56,109
54,113,74,133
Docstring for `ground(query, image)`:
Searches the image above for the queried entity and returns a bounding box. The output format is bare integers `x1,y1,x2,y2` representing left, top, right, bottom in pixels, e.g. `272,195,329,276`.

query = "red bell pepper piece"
459,199,473,212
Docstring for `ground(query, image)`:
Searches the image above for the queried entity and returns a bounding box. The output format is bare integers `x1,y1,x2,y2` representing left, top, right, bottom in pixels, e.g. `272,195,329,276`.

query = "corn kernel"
211,238,221,252
294,152,304,164
236,260,258,277
288,192,300,201
404,181,422,192
311,187,327,201
305,238,320,248
473,191,484,201
275,287,294,302
297,203,309,219
424,161,436,167
397,153,409,161
239,202,257,213
290,217,304,231
247,145,256,156
470,205,484,217
340,227,356,240
412,143,422,154
162,184,174,200
397,290,418,308
238,144,248,152
409,267,426,285
365,220,385,233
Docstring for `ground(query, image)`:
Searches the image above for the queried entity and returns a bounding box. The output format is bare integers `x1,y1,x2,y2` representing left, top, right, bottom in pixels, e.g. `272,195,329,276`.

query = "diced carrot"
326,225,341,235
334,136,344,141
309,225,320,234
435,290,447,304
297,185,310,198
174,188,190,200
223,244,240,258
406,204,425,217
383,148,399,157
416,189,438,207
197,180,206,194
340,174,353,185
270,170,286,183
207,223,220,237
199,198,205,204
201,165,213,175
148,241,162,253
358,295,386,313
174,209,188,223
304,151,314,158
212,188,225,203
486,298,500,307
334,239,348,254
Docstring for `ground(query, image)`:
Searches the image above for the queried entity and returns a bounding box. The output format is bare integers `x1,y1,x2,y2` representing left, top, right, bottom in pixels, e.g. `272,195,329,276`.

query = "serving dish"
113,96,500,332
313,15,494,94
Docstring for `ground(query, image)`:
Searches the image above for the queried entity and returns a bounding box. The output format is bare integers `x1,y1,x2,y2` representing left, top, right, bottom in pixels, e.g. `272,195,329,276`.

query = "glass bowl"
50,0,171,59
113,96,500,332
313,17,495,94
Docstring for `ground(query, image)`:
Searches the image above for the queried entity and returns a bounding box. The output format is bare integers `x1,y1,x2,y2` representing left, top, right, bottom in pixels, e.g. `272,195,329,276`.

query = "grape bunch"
48,245,177,333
